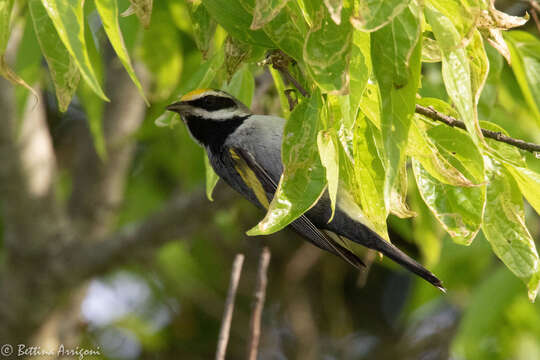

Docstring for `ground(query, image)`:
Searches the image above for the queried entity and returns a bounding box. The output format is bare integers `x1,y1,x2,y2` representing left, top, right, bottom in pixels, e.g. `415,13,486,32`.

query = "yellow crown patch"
180,88,212,101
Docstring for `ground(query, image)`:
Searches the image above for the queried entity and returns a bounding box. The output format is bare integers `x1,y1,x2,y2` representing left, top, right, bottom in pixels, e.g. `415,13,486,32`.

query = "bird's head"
166,89,251,121
166,89,251,147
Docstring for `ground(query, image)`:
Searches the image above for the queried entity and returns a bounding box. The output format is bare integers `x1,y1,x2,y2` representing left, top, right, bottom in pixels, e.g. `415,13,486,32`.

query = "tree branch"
55,188,234,286
415,104,540,153
263,53,540,154
216,254,245,360
246,247,271,360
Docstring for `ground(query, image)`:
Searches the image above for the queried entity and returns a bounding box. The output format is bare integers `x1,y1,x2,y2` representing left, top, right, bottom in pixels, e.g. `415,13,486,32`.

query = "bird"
166,88,445,291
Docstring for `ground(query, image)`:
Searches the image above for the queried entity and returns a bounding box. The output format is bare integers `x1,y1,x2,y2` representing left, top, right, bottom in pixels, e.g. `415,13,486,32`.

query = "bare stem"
415,104,540,153
216,254,245,360
246,247,271,360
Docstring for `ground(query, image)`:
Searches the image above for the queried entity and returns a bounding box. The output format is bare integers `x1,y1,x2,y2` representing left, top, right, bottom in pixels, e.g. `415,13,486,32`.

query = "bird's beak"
166,101,188,113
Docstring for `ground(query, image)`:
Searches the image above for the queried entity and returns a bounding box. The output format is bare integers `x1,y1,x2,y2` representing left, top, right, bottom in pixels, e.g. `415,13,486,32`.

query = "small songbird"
167,89,444,291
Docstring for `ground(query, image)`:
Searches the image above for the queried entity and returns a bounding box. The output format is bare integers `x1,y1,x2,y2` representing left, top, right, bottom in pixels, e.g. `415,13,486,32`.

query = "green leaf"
467,30,489,121
137,6,181,100
248,91,326,235
351,116,388,239
259,1,307,61
303,4,352,94
390,163,416,218
251,0,290,29
95,0,147,104
413,159,485,245
421,36,441,63
351,0,410,32
426,124,485,184
371,3,421,208
0,0,14,54
29,0,80,112
478,44,503,120
479,121,540,216
14,13,42,117
425,6,482,145
269,66,290,118
504,31,540,125
40,0,108,101
506,166,540,218
223,64,255,107
409,121,477,187
482,157,540,301
204,154,220,201
186,0,217,58
349,29,371,120
317,129,339,222
202,0,275,47
78,15,106,159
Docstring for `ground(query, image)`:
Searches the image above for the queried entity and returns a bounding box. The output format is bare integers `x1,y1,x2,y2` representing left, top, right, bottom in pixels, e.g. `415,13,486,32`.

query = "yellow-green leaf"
95,0,147,104
41,0,108,100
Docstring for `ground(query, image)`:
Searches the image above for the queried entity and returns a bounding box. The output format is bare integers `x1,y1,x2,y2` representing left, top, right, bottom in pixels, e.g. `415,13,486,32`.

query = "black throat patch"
184,115,247,149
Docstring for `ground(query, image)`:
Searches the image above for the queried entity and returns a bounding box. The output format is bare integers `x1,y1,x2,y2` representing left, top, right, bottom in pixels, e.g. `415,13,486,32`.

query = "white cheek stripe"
190,107,250,120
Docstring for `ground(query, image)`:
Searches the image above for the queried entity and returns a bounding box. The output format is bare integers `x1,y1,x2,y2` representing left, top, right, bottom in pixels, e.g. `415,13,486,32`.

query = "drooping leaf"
349,29,371,120
390,163,416,218
77,14,106,159
425,5,482,145
479,121,540,216
408,121,476,187
303,4,352,94
371,3,421,208
29,0,80,112
95,0,147,104
317,129,339,221
248,91,326,235
351,0,410,32
14,12,42,117
421,36,442,63
351,116,388,239
186,0,217,58
504,31,540,125
204,154,220,201
0,0,14,54
40,0,108,100
482,157,540,301
413,159,485,245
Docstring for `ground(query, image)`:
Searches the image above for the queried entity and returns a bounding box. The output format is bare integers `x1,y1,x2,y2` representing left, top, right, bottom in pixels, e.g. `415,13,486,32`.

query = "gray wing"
230,147,364,269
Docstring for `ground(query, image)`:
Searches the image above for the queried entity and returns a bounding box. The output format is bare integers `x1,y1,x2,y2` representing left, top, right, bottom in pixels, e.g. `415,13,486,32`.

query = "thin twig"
246,247,271,360
415,104,540,153
530,1,540,34
216,254,245,360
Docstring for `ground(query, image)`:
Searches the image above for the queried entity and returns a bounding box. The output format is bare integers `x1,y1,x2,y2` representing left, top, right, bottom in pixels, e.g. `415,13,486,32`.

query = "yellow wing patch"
230,149,270,209
180,88,212,101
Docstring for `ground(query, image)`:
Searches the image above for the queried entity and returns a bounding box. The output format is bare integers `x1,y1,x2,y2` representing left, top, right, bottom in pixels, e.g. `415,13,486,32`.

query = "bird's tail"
369,236,445,292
